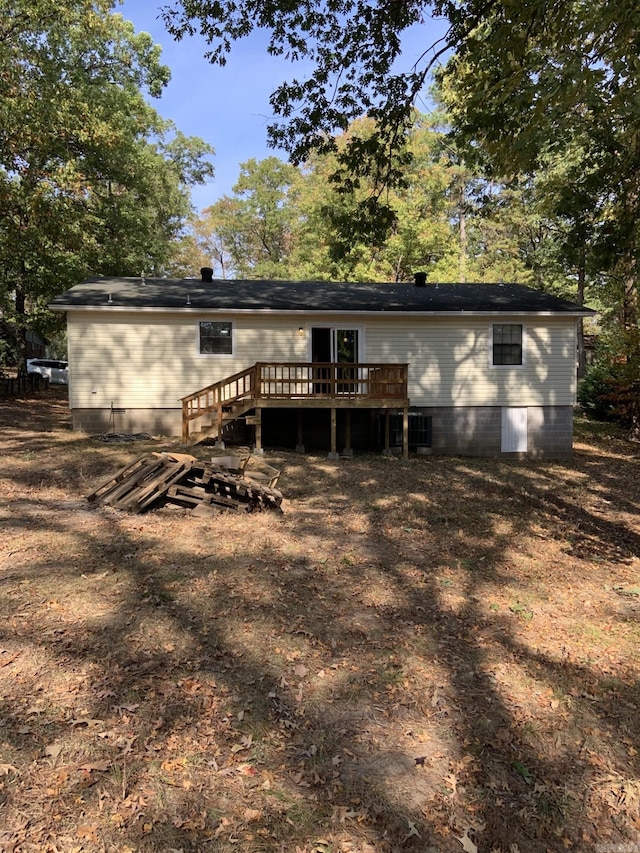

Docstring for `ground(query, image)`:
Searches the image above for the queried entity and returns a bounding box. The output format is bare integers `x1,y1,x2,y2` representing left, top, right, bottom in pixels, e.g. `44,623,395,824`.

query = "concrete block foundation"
70,404,575,458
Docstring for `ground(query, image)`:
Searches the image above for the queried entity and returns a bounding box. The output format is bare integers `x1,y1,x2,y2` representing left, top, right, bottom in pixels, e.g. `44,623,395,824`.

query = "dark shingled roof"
49,276,594,315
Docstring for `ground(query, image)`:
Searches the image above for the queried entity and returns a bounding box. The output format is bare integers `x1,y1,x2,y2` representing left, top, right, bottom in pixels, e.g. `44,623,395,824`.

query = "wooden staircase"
181,365,257,445
180,362,410,447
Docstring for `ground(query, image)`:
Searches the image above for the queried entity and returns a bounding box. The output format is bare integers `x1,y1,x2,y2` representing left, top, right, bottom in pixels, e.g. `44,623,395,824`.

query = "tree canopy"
162,0,453,211
163,0,639,396
439,0,640,323
181,115,540,289
0,0,214,363
162,0,637,198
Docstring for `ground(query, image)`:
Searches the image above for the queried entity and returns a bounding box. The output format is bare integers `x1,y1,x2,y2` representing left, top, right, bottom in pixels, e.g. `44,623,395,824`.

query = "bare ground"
0,389,639,853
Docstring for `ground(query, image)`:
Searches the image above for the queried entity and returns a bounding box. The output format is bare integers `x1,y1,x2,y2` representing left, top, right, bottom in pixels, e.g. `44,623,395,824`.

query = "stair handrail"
180,364,257,442
180,362,409,444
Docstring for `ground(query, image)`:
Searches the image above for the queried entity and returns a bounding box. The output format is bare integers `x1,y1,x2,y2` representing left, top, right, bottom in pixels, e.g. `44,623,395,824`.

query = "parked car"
26,358,69,385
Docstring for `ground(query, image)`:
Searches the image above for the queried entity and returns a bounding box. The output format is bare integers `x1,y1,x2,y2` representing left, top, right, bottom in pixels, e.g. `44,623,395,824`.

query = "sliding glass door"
311,327,361,393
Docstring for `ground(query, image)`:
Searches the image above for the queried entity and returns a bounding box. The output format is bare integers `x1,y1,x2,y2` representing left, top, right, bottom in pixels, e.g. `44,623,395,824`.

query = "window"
199,321,232,355
492,324,523,365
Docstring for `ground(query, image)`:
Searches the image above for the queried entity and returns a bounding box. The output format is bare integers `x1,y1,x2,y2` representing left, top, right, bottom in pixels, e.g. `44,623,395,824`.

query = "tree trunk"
623,270,639,334
394,254,403,282
622,176,640,334
15,250,27,371
576,249,586,379
14,266,27,373
459,207,467,283
621,251,640,440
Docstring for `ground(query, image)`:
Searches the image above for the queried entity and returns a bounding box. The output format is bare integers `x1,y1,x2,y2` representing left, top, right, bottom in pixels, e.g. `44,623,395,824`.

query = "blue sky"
118,1,450,213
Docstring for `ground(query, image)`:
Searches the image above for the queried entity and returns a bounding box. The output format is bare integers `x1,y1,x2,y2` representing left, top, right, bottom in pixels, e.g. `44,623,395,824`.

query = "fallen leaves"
457,829,478,853
230,734,253,754
0,650,22,667
76,824,100,842
44,743,64,764
242,807,262,822
513,760,533,785
405,819,422,839
1,398,640,852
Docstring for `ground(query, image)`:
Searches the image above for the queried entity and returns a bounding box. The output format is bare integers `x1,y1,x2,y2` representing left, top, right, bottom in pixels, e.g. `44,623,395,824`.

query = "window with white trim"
492,323,523,366
199,321,233,355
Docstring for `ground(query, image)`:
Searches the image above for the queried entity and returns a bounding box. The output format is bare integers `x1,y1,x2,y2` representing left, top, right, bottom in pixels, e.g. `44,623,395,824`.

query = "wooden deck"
180,362,410,456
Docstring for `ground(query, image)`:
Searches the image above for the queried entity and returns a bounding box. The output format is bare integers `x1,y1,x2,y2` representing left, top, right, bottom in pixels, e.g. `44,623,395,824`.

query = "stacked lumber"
87,452,283,515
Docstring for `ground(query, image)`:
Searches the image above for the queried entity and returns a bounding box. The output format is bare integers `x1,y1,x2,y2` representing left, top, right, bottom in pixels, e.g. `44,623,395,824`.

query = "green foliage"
578,350,640,428
439,0,640,337
164,0,634,358
164,0,437,170
0,0,214,363
186,113,571,287
0,322,17,367
163,0,450,244
578,362,623,421
194,157,300,280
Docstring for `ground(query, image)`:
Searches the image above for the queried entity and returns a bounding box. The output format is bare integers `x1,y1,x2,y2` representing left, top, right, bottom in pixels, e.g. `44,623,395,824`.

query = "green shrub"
578,360,638,425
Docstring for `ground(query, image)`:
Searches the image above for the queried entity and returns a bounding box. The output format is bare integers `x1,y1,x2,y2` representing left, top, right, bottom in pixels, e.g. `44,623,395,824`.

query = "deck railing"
180,362,408,442
254,362,408,400
181,365,257,442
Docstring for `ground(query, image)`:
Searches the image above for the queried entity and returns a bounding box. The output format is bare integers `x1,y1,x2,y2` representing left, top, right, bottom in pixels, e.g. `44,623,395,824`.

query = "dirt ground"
0,389,639,853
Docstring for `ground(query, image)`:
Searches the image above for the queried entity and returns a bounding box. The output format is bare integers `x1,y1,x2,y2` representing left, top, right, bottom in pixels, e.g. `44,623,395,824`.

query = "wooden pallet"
87,452,197,513
169,464,283,513
87,452,282,514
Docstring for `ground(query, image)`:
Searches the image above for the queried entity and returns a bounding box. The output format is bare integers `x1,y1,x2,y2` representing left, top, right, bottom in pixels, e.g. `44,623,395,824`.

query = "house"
48,272,595,458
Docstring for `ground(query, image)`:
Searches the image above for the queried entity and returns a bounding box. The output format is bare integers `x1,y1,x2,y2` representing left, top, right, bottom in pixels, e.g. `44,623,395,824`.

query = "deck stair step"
186,401,254,445
180,361,409,446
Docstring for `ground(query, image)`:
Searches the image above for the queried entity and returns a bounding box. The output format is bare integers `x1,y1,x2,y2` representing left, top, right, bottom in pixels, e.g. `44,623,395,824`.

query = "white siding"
67,312,309,410
67,310,578,411
365,316,577,407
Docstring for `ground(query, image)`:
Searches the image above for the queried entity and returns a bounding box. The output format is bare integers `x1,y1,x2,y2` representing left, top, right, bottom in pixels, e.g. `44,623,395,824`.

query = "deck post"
343,410,353,457
328,408,339,460
214,400,225,448
254,363,263,401
253,407,263,455
382,409,392,456
178,361,409,452
181,402,189,444
402,406,409,461
296,410,305,453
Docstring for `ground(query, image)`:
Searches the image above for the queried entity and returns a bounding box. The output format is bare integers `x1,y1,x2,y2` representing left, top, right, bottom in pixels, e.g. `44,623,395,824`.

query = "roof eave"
49,303,596,317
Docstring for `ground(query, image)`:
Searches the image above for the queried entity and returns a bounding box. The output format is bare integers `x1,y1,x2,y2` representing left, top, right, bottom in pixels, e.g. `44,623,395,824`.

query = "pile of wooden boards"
87,452,282,515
